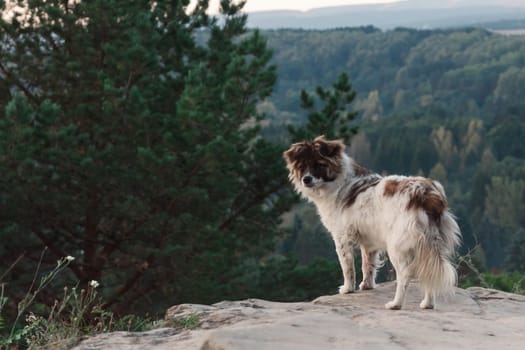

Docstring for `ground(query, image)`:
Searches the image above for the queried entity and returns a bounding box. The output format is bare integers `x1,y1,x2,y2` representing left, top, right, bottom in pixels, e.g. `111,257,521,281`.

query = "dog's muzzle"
302,175,315,187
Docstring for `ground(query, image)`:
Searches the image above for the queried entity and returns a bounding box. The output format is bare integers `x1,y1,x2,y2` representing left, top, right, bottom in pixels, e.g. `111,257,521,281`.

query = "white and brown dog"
283,136,461,310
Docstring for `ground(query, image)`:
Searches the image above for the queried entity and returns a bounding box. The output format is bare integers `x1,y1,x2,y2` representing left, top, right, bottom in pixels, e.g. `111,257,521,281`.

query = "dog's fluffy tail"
414,210,461,296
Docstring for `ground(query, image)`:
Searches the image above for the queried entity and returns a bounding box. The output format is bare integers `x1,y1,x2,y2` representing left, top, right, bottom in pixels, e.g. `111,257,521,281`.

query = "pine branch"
31,227,84,280
0,61,39,104
218,180,288,231
102,219,170,310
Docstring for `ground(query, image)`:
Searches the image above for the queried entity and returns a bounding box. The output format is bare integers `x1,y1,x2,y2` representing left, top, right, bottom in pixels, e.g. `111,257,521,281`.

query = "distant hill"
482,18,525,30
246,0,525,30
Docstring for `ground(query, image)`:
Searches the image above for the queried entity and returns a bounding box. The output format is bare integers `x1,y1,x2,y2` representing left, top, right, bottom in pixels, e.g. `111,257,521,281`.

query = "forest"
0,1,524,348
261,26,525,278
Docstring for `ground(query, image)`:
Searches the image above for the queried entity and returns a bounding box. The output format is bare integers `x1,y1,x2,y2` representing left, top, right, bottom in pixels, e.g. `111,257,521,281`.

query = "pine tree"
506,229,525,272
0,0,295,315
288,72,358,143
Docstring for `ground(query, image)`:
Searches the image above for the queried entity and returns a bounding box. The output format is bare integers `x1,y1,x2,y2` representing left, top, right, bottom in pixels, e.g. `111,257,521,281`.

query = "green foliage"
485,176,525,229
253,257,344,301
457,245,488,289
167,313,200,330
487,115,525,160
288,72,358,143
0,0,296,319
364,116,438,174
265,27,525,124
506,229,525,272
0,253,73,349
279,204,337,265
0,252,158,350
460,269,525,295
22,285,157,349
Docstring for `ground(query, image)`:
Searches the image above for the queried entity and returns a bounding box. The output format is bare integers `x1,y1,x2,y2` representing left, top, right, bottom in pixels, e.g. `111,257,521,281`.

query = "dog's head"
283,136,345,191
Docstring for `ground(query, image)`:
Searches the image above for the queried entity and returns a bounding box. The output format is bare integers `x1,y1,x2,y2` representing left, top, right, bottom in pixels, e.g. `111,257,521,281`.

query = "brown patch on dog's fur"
407,180,447,223
383,179,401,196
384,178,447,223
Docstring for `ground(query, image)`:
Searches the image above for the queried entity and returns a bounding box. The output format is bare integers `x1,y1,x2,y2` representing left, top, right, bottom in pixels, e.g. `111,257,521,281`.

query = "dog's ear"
283,143,304,164
314,136,345,158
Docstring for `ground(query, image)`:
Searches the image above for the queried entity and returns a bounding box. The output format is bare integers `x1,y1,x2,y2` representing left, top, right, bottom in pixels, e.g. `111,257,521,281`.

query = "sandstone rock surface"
73,282,525,350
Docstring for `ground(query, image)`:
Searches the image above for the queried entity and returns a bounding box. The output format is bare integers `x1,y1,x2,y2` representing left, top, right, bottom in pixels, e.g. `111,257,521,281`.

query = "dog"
283,136,461,310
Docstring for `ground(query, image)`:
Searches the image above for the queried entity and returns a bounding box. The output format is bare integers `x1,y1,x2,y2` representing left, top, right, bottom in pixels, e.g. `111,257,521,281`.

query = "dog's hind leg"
335,238,355,294
359,246,378,290
385,255,411,310
385,273,410,310
420,289,435,309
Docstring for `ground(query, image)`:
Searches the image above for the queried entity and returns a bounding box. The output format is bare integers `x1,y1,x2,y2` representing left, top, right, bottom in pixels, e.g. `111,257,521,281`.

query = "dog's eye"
314,163,327,171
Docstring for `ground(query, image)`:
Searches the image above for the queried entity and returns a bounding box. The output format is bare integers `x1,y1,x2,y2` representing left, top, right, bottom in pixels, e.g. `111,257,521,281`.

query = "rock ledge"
73,282,525,350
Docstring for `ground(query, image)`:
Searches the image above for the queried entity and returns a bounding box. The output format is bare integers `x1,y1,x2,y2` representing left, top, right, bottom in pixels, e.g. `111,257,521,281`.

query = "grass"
166,313,200,330
0,251,159,350
457,245,525,295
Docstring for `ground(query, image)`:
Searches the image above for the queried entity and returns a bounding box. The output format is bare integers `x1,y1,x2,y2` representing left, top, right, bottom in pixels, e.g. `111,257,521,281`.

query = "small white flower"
65,255,75,262
25,312,37,323
89,280,100,288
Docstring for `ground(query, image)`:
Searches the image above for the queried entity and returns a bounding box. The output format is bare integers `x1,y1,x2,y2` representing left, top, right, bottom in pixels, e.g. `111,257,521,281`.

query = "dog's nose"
303,175,313,186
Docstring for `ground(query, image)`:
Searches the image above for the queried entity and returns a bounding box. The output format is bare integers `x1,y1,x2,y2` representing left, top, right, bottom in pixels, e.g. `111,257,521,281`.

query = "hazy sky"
202,0,401,13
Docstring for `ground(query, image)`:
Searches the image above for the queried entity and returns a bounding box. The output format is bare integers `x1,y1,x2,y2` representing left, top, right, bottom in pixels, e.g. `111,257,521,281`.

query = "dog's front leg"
359,246,378,290
335,238,355,294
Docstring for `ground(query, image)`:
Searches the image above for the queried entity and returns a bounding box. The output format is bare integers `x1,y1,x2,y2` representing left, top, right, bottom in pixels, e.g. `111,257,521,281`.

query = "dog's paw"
419,300,434,309
385,301,402,310
338,284,354,294
359,281,375,291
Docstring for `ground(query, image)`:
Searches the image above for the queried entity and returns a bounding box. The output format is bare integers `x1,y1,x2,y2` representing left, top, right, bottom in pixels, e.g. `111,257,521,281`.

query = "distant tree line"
262,27,525,125
262,26,525,282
